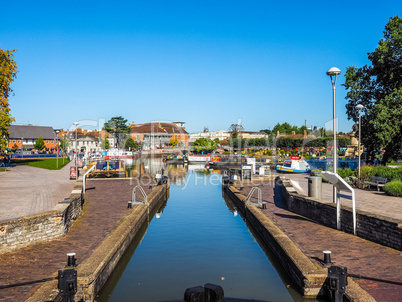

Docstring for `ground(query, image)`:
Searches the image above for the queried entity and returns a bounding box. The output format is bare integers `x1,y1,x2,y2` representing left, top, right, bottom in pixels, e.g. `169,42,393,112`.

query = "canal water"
98,167,312,302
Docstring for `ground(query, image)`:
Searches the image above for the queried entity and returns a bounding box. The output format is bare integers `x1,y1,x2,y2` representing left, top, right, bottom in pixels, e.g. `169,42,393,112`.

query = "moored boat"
276,156,311,173
187,155,211,163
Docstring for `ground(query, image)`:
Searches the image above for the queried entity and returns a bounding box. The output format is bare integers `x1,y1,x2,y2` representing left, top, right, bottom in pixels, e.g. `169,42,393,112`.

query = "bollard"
67,253,76,267
127,201,132,209
58,253,78,302
184,286,204,302
323,251,332,265
262,202,267,209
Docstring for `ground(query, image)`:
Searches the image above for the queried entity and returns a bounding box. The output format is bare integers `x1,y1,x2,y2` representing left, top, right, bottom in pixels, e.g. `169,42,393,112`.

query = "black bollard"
323,251,332,265
67,253,76,267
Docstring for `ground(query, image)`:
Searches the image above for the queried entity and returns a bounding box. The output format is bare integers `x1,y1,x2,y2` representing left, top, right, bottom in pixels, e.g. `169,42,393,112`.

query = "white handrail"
131,185,148,205
83,165,95,194
246,187,262,206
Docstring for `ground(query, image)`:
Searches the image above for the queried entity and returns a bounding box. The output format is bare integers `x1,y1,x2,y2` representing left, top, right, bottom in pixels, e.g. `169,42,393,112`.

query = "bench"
364,176,387,191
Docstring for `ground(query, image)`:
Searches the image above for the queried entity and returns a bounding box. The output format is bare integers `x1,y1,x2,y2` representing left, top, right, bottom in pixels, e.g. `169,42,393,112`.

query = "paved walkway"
284,173,402,221
239,175,402,302
0,179,154,301
0,162,76,222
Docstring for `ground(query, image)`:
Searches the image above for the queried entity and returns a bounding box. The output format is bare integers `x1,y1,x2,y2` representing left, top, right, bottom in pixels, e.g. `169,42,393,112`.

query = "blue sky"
1,1,400,133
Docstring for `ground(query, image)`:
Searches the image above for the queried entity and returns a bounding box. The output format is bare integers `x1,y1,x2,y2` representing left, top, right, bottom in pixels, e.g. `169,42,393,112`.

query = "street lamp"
327,66,341,204
55,130,60,168
21,137,24,159
73,122,79,179
356,104,364,184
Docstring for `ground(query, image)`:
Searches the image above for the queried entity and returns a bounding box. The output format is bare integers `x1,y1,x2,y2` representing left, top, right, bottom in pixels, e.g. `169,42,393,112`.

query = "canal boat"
187,154,211,163
276,156,311,173
105,149,134,159
163,154,188,164
208,155,248,167
87,159,127,178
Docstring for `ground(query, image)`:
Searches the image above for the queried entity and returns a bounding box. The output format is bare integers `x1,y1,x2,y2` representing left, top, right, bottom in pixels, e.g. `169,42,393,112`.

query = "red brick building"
7,125,58,152
130,121,189,149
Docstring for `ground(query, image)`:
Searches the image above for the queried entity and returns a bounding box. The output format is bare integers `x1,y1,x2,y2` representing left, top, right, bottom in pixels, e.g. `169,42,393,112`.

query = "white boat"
276,156,311,173
188,155,211,163
106,149,134,159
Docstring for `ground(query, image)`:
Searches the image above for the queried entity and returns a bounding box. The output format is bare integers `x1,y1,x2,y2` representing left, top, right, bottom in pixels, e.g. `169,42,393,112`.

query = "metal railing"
130,185,148,205
246,187,262,206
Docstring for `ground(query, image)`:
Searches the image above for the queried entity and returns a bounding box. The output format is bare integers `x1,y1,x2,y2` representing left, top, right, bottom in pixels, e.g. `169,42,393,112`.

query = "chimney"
277,130,280,136
292,131,295,135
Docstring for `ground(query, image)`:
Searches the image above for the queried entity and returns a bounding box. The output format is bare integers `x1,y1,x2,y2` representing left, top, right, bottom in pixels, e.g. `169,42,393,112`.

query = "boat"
208,155,248,167
87,159,127,178
105,149,134,159
276,156,311,173
163,154,188,164
187,155,211,163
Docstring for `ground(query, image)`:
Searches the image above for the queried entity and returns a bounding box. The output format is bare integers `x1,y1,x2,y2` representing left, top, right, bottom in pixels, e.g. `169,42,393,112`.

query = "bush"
360,166,375,181
338,168,356,179
384,180,402,197
373,166,402,181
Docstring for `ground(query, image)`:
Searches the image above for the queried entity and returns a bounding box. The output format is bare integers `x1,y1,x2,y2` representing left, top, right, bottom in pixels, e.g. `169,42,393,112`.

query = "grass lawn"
12,158,71,170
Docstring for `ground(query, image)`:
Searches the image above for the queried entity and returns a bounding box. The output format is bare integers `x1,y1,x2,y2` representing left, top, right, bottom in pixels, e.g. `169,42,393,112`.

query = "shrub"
373,166,402,181
384,180,402,197
360,166,375,181
338,168,356,179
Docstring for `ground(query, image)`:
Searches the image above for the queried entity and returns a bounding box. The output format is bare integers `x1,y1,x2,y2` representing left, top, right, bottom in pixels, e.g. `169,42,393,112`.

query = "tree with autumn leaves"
0,47,18,152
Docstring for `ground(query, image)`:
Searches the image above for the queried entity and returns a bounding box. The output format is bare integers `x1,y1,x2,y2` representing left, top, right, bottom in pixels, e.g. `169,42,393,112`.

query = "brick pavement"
0,179,154,301
238,180,402,302
0,162,76,222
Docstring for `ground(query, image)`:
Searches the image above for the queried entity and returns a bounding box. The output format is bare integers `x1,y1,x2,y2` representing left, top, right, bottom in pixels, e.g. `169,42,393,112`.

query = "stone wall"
0,180,84,254
224,186,328,299
276,177,402,251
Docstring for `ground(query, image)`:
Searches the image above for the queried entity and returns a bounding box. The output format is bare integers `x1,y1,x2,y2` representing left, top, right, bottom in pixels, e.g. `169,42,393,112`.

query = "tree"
192,137,217,153
343,16,402,163
103,116,130,148
124,137,138,150
169,138,179,146
33,136,46,151
0,48,18,151
100,138,110,149
59,138,70,154
229,123,243,138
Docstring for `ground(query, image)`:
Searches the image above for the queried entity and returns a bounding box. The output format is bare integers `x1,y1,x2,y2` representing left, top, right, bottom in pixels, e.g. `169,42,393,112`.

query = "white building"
189,130,230,143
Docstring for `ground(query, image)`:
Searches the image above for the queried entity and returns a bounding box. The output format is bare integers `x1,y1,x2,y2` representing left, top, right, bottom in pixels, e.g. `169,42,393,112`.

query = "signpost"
321,171,356,235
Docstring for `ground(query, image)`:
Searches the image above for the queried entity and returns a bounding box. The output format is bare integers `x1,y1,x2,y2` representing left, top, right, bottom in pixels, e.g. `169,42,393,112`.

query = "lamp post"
73,122,79,179
55,130,60,168
21,137,24,159
356,104,364,185
327,67,341,204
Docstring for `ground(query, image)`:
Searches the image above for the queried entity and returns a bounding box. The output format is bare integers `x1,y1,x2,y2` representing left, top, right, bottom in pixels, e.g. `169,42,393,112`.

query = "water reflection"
98,167,314,302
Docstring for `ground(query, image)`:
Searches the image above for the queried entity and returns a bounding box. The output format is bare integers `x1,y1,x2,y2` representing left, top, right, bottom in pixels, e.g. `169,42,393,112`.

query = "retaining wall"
276,177,402,251
0,180,84,254
26,182,169,302
224,185,375,301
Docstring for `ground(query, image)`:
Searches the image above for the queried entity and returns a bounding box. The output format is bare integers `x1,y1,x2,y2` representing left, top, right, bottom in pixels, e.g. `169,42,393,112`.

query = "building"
7,125,57,152
189,130,230,143
239,131,268,139
130,121,189,149
60,129,115,154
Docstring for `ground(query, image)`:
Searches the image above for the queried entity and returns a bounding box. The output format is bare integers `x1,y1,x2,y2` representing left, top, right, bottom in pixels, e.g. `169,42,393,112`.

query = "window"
47,140,49,144
13,140,15,143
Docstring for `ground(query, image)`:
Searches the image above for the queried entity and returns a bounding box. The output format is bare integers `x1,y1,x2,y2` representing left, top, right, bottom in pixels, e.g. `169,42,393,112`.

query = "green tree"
0,48,18,151
124,137,138,150
100,138,110,149
34,136,46,151
343,16,402,163
59,138,70,154
192,137,217,152
103,116,130,148
169,137,179,146
229,123,243,138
